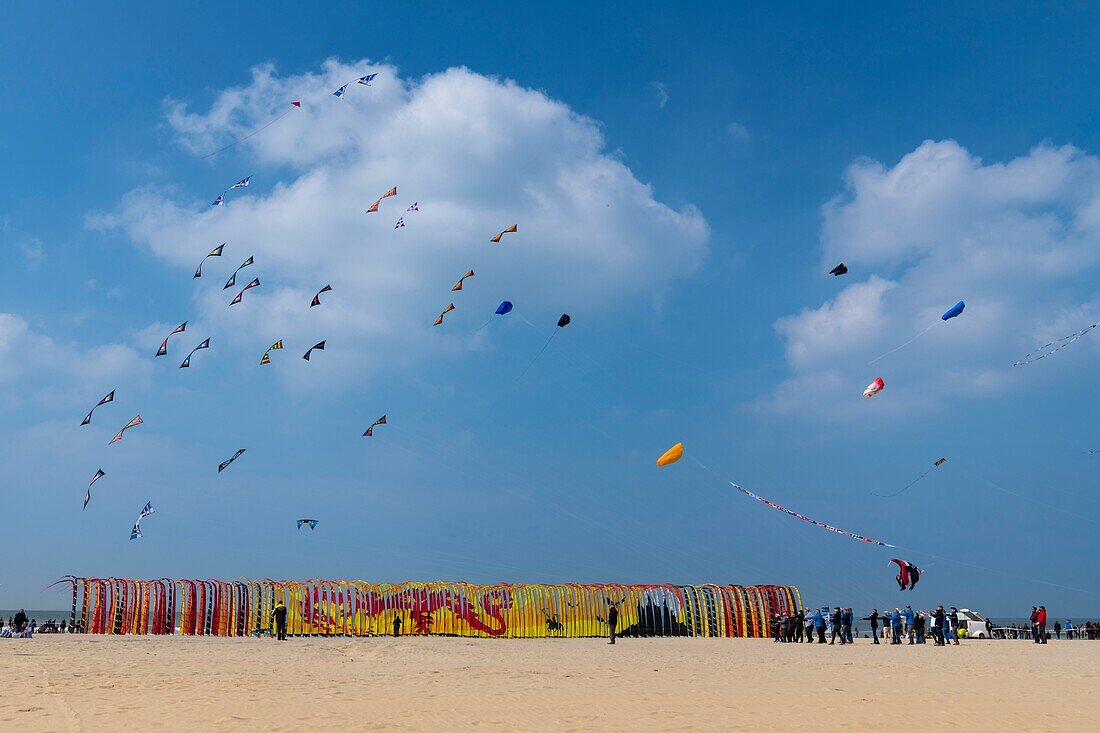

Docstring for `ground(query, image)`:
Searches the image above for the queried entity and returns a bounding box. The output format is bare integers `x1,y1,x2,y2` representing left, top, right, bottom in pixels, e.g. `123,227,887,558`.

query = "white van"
957,608,991,638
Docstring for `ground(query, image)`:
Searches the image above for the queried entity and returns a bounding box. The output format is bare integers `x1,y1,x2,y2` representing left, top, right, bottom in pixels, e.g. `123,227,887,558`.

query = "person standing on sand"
890,608,902,645
1054,621,1062,639
948,607,960,645
271,601,288,640
902,605,915,644
813,609,827,643
932,605,945,645
1036,606,1047,644
607,603,619,644
1029,606,1038,640
795,608,805,643
392,614,403,637
842,608,854,644
864,609,880,644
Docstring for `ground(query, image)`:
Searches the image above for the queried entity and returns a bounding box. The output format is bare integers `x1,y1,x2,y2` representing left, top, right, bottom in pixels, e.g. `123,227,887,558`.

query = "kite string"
516,329,560,380
201,107,294,159
867,322,935,366
872,466,934,498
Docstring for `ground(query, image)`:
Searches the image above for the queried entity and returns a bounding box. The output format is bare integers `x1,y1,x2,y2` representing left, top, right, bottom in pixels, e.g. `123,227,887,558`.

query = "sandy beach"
2,636,1097,732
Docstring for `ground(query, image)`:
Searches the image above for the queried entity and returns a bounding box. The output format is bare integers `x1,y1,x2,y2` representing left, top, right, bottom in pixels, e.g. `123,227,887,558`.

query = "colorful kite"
201,101,301,159
333,73,377,97
363,415,387,437
260,340,283,365
657,443,684,467
829,263,848,276
490,224,517,243
155,322,187,357
1014,319,1100,366
296,519,319,530
84,469,105,510
434,303,456,326
129,500,155,540
193,243,225,278
731,482,895,547
863,377,885,398
109,415,143,445
179,338,210,369
868,299,966,365
218,449,246,473
311,284,332,307
366,187,397,213
303,341,326,361
80,390,115,426
223,256,254,289
452,270,475,291
891,558,921,590
518,314,571,378
873,457,946,497
230,278,260,305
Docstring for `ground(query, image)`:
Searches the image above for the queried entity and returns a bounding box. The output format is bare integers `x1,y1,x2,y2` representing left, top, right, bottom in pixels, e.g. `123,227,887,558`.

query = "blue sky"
3,2,1100,616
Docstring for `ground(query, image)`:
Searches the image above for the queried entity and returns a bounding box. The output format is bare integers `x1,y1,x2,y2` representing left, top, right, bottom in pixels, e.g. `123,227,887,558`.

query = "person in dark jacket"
13,609,28,633
607,603,619,644
932,606,946,646
948,607,960,645
829,607,845,645
271,602,288,641
914,611,926,644
1054,621,1062,639
392,614,403,637
1029,607,1038,641
842,608,854,644
795,609,805,643
863,609,880,644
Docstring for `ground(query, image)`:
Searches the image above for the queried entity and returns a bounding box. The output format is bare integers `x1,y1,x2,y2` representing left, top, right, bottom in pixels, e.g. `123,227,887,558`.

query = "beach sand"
3,636,1097,732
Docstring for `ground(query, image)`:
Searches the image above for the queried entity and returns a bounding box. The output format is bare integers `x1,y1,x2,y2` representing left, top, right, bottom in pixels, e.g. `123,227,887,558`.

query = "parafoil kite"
296,519,319,530
518,314,571,378
495,301,513,316
941,301,965,320
129,500,155,540
81,390,115,426
303,341,326,361
829,263,848,276
218,449,246,473
557,314,571,328
891,558,921,590
179,338,210,369
201,101,300,159
366,187,397,213
84,469,106,510
230,278,261,305
1014,319,1100,366
731,482,895,547
863,377,885,398
869,299,966,365
452,270,475,291
657,443,684,466
223,256,255,290
873,457,946,497
155,322,187,357
311,285,332,307
333,73,377,98
434,303,456,326
109,415,143,445
363,415,387,437
193,243,225,278
260,340,283,365
490,224,518,243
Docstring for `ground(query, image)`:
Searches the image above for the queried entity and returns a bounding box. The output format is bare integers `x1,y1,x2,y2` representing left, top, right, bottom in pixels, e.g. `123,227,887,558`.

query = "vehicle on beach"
956,608,991,638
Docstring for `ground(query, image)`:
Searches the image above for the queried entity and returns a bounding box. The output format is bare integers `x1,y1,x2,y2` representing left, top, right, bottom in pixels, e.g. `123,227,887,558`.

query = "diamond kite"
657,443,684,467
218,449,246,473
363,415,387,437
311,285,332,307
452,270,475,291
303,341,326,361
223,256,254,289
434,303,456,326
155,322,187,357
366,187,397,213
109,415,143,445
129,501,155,540
201,101,301,159
179,338,210,368
230,278,261,305
731,482,894,547
260,340,283,365
81,390,115,426
863,377,885,398
297,519,319,530
891,558,921,590
193,243,225,278
490,224,517,243
829,263,848,276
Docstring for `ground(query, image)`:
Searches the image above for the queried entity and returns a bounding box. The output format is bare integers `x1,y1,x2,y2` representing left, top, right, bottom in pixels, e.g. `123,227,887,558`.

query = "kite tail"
872,467,933,498
867,322,935,366
517,329,559,380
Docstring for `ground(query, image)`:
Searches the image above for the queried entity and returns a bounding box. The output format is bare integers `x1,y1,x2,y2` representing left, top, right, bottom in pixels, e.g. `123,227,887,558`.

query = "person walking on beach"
392,614,403,637
864,609,880,644
1036,606,1047,644
607,603,619,644
271,601,288,640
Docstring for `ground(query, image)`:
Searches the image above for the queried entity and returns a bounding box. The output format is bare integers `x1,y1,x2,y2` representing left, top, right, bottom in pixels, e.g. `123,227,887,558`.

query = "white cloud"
92,61,709,389
726,122,749,141
763,140,1100,419
649,81,669,109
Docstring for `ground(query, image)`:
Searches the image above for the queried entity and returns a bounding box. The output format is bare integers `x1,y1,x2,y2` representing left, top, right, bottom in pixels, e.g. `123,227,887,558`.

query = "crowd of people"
0,610,84,637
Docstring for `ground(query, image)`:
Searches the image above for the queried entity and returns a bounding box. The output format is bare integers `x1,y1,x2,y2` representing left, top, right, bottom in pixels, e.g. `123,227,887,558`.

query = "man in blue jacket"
842,607,854,644
890,608,903,644
902,605,915,644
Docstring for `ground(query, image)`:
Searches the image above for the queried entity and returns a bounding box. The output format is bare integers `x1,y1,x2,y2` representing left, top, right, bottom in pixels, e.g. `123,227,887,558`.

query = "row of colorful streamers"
52,578,801,639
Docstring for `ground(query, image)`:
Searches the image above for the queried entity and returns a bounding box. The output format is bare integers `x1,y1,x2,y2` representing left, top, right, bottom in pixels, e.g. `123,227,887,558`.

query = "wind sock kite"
731,482,895,547
657,443,684,467
155,322,187,357
179,338,210,368
863,377,885,398
223,256,254,289
109,416,143,445
366,187,397,213
518,314,571,378
84,469,105,510
891,558,921,590
129,500,155,540
1014,318,1100,366
363,415,387,437
230,278,261,305
80,390,115,426
218,449,246,473
193,243,225,278
829,263,848,276
490,224,517,243
303,341,326,361
311,285,332,307
873,457,947,497
260,340,283,365
434,303,456,326
452,270,475,291
297,519,319,530
868,299,966,365
201,101,301,159
332,73,377,97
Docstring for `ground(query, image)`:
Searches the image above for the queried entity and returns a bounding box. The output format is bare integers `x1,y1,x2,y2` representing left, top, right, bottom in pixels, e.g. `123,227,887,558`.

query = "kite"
89,468,105,487
451,270,475,291
80,390,115,426
84,469,105,510
891,558,921,590
434,303,456,326
333,73,377,97
366,187,397,213
303,341,326,361
83,490,92,511
731,482,895,547
179,338,210,368
868,299,966,365
155,322,187,357
297,519,319,530
363,415,387,437
223,256,255,289
231,175,251,189
490,224,518,243
129,500,155,540
406,202,419,212
260,340,283,365
201,101,301,159
1014,319,1100,366
109,415,143,445
193,243,225,278
873,457,947,497
394,217,405,229
211,193,224,207
657,443,684,467
495,300,513,316
218,449,246,473
863,377,885,398
829,263,848,276
311,285,332,307
518,314,571,378
230,277,261,305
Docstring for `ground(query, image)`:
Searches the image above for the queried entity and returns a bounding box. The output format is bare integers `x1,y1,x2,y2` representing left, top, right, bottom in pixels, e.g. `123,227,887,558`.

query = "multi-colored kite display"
731,482,895,547
260,340,283,365
490,224,517,243
230,278,261,305
332,73,377,98
363,415,387,437
1013,319,1100,366
218,449,246,473
84,469,106,510
829,263,848,276
201,100,301,159
434,303,456,326
224,256,254,290
657,443,684,467
311,285,332,307
129,501,155,540
80,390,115,426
193,243,225,278
873,457,946,497
155,322,187,357
109,416,144,445
863,377,885,398
303,341,326,361
366,187,397,213
891,558,921,590
296,519,319,530
452,270,475,291
868,299,966,365
179,338,211,369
